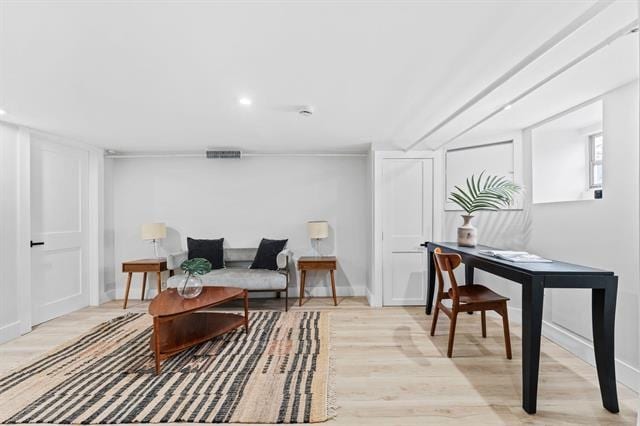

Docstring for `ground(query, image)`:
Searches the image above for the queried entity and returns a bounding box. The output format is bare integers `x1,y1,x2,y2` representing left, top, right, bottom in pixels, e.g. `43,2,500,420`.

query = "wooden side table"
297,256,337,306
122,259,174,309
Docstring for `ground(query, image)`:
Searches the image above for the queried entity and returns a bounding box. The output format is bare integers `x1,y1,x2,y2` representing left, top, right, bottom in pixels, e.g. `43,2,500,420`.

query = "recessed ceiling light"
503,104,513,111
0,109,6,115
238,97,252,106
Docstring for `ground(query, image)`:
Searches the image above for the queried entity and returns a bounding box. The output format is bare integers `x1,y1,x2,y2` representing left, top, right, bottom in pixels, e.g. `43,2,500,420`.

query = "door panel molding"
371,150,443,308
31,136,91,325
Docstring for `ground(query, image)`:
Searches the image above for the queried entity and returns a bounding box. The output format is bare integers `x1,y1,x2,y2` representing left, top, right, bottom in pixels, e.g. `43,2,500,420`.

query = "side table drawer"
298,261,336,270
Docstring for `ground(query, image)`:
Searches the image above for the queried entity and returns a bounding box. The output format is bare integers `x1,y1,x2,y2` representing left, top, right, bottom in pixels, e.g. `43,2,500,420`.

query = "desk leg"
592,278,619,413
465,265,474,315
425,248,435,315
522,276,544,414
465,264,474,285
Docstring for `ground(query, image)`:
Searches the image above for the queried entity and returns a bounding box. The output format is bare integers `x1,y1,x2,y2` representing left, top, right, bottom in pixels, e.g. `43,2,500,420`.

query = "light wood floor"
0,297,637,425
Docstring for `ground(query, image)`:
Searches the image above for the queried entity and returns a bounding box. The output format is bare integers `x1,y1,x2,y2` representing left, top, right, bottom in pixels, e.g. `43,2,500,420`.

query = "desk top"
428,242,613,276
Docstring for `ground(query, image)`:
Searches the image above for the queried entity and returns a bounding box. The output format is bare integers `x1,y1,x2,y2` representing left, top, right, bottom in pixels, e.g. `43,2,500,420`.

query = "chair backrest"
433,248,461,303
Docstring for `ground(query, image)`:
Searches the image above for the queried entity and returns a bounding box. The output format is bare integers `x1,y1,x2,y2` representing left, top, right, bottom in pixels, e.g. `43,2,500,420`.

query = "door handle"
419,242,429,248
30,240,45,247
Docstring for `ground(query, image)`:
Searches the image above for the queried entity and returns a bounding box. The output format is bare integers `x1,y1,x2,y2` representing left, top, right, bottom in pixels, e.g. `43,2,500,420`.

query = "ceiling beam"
403,0,615,152
437,19,638,149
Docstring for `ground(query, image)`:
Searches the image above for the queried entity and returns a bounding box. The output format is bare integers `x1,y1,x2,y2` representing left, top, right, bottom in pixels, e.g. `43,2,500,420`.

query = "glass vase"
177,274,203,299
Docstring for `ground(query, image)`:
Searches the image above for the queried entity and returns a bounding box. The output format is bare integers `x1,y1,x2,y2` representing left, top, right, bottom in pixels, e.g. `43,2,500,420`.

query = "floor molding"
504,306,639,393
0,320,21,344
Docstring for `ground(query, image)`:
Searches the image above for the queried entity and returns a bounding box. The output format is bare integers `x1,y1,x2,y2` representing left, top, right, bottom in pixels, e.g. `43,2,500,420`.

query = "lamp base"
151,239,163,259
311,239,322,257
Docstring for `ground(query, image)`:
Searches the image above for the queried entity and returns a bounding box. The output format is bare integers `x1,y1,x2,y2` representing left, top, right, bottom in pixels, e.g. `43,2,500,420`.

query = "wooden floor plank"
0,296,636,425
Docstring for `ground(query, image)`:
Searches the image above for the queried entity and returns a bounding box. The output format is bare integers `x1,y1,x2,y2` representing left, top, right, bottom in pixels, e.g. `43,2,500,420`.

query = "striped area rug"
0,311,333,424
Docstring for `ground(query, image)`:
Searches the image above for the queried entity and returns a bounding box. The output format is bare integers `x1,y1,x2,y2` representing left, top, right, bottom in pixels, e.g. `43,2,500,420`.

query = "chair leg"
481,310,487,338
501,304,512,360
430,304,440,336
284,290,289,312
447,311,458,358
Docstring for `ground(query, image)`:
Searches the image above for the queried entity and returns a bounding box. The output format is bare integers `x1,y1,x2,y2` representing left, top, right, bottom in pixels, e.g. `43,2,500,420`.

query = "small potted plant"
449,171,521,247
177,258,211,298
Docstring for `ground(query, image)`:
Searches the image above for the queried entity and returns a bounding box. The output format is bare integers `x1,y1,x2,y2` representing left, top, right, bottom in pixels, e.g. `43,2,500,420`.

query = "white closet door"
382,158,433,306
31,138,89,325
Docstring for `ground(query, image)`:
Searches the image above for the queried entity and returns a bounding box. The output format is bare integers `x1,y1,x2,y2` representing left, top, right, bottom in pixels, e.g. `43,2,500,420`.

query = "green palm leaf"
449,171,521,214
181,258,212,275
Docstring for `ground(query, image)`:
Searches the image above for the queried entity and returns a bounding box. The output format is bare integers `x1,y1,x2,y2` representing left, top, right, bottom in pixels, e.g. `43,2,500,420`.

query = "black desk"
424,242,618,415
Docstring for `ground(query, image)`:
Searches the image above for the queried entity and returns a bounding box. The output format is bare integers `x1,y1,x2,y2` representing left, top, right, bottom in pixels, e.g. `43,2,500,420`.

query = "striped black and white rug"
0,311,333,424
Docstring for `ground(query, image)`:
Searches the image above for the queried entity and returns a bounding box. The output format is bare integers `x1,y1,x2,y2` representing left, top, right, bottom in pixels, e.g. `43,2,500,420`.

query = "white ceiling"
0,1,637,153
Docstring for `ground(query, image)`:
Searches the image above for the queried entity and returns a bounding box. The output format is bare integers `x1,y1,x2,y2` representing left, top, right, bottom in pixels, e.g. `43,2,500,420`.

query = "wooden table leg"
157,272,162,295
330,269,337,306
243,290,250,333
153,316,161,374
123,272,133,309
141,272,147,301
299,270,307,306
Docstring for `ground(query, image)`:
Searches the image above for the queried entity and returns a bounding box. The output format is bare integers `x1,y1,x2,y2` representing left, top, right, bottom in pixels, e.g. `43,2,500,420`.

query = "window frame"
588,132,603,189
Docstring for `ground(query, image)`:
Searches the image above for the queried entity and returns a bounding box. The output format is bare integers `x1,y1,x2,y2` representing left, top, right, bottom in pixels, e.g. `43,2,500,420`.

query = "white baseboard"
101,288,116,303
365,286,375,307
0,320,21,344
503,306,639,393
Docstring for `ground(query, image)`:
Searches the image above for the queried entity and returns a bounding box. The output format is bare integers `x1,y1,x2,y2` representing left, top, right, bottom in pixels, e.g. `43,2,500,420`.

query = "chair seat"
448,284,509,304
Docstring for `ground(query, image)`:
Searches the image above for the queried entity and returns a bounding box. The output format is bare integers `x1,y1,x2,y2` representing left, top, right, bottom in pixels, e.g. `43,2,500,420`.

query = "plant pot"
457,215,477,247
178,274,203,299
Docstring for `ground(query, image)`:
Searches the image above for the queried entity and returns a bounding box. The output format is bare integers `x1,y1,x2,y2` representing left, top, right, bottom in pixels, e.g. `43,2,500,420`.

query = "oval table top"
149,286,245,317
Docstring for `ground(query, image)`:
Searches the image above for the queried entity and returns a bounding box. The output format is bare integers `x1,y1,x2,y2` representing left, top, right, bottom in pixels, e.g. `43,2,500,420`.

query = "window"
589,132,603,188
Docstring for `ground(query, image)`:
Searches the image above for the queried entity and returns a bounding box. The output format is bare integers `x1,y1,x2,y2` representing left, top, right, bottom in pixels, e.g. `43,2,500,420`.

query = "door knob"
30,240,45,247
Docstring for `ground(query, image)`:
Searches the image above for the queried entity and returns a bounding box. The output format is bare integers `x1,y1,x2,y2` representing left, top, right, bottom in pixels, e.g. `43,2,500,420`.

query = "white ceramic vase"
457,215,477,247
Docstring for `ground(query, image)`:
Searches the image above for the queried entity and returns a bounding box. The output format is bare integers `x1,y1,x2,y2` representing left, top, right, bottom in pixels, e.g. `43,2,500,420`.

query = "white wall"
110,155,369,299
103,158,116,301
0,122,30,343
442,81,639,391
528,81,639,390
532,127,590,204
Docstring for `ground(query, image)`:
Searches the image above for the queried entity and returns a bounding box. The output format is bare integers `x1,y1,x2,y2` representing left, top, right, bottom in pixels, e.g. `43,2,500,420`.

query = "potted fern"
449,171,521,247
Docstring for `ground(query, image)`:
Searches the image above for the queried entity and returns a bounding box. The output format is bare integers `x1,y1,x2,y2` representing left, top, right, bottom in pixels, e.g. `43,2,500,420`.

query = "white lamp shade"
307,221,329,239
141,222,167,240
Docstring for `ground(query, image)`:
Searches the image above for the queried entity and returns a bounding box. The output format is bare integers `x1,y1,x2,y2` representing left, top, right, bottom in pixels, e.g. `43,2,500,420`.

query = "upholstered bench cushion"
167,267,287,291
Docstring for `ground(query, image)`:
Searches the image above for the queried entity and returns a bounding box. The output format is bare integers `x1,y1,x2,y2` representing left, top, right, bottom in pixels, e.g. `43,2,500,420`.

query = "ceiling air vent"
206,150,242,159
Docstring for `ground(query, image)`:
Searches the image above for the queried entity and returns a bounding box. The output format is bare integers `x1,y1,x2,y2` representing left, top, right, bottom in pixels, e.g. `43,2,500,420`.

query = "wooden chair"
430,248,512,359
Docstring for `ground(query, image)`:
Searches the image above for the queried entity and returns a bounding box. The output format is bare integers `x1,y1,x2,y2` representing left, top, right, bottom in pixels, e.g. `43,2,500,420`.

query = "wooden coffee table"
148,286,249,374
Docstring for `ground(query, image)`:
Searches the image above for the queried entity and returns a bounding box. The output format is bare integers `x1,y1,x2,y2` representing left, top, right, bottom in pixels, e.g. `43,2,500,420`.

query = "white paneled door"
382,158,433,306
31,138,89,325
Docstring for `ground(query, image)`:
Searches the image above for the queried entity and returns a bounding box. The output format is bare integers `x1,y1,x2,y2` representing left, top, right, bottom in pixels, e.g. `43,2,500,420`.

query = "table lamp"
307,220,328,257
141,222,166,258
